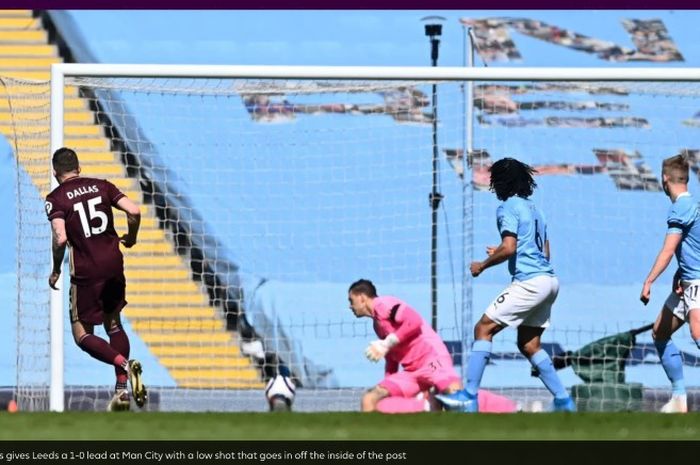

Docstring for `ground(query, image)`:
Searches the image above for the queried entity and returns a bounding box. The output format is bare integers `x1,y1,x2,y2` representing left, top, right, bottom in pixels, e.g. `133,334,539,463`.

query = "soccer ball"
265,375,295,412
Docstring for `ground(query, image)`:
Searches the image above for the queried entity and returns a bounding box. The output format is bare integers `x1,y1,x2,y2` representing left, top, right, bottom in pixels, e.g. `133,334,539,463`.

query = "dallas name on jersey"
66,185,100,200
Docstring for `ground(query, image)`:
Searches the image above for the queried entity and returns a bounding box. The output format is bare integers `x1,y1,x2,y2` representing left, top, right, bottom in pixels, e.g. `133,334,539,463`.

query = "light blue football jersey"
667,192,700,281
496,196,555,281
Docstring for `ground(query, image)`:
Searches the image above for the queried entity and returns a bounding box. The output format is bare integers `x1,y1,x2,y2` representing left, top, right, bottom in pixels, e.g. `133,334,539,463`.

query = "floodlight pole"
425,21,443,332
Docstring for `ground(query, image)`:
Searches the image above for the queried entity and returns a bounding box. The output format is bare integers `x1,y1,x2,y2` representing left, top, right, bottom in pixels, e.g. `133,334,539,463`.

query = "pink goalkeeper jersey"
372,296,452,371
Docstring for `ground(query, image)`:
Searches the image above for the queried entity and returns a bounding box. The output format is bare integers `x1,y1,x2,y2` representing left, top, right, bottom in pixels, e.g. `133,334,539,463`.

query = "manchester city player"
437,157,575,413
641,154,700,413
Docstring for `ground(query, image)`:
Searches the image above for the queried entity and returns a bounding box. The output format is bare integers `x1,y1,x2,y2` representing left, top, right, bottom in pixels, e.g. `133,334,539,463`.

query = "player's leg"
102,276,146,407
688,307,700,351
440,285,513,411
101,318,146,409
104,313,129,387
655,291,689,412
361,386,391,412
681,280,700,347
71,317,131,412
375,395,431,413
71,283,128,369
429,353,478,412
103,312,131,410
518,326,574,412
433,367,519,413
435,314,505,412
518,276,574,411
654,306,685,388
72,319,127,366
654,294,686,390
685,307,700,411
102,276,130,371
371,372,425,413
477,389,518,413
468,313,505,394
100,277,131,402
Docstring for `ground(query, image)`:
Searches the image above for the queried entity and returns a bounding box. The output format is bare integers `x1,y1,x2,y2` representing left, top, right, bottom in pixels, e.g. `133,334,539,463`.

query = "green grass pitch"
0,412,697,440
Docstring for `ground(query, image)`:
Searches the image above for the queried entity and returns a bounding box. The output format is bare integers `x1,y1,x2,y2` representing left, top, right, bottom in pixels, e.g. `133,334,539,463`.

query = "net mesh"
9,73,700,412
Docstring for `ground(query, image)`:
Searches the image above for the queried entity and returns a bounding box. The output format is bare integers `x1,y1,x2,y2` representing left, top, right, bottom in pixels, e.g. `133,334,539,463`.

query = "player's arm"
544,239,550,261
114,196,141,248
471,235,517,277
365,305,422,362
640,232,681,305
49,218,67,290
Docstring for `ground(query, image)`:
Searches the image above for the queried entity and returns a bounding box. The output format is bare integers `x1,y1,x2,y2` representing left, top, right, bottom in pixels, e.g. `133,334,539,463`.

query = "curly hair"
489,157,538,201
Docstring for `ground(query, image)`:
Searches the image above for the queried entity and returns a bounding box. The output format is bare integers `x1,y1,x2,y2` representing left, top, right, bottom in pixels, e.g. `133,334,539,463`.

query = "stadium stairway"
2,10,263,390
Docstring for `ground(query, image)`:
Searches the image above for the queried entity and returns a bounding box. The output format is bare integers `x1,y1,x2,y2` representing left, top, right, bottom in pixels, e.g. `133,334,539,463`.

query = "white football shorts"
484,275,559,328
664,279,700,321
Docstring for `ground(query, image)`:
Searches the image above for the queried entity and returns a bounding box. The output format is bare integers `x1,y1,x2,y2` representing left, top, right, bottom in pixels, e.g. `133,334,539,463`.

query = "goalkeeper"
348,279,515,413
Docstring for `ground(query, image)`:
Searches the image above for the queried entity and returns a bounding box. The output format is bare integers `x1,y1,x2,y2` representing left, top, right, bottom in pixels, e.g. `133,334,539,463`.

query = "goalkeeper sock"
530,349,569,400
655,339,685,395
466,340,492,396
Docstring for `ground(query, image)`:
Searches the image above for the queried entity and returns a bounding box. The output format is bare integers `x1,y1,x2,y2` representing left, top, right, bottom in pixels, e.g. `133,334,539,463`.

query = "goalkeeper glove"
365,333,400,362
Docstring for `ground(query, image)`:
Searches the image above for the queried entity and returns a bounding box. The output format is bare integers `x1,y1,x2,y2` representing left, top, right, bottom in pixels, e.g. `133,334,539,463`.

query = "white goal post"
45,64,700,413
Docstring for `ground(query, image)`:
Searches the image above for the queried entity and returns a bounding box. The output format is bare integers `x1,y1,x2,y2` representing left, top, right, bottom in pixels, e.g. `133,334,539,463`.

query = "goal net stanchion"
39,64,700,412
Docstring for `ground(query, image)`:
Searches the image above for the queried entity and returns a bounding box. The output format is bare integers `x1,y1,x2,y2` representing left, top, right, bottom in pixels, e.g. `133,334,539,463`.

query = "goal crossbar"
47,64,700,413
53,64,700,81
